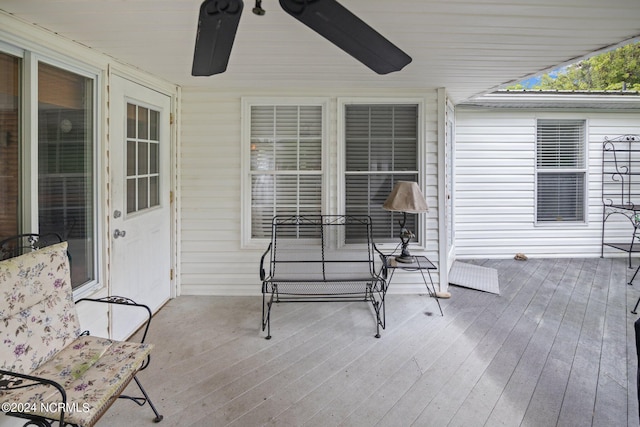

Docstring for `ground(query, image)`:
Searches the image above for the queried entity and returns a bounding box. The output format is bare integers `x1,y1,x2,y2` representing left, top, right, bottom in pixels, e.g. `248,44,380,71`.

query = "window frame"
337,97,426,249
534,118,588,226
0,41,103,297
240,97,329,249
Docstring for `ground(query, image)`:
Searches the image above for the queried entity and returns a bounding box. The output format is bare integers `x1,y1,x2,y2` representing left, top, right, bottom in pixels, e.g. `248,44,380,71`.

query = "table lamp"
382,181,429,263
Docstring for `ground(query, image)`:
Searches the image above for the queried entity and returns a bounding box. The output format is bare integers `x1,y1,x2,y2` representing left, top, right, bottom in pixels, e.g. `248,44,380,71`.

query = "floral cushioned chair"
0,241,163,426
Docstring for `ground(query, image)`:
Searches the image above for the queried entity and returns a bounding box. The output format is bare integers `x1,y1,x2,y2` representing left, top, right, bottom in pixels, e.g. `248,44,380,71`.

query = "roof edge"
460,91,640,109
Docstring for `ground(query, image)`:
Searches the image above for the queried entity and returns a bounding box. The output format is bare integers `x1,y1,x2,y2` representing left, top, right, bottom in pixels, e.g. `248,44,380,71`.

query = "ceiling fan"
192,0,412,76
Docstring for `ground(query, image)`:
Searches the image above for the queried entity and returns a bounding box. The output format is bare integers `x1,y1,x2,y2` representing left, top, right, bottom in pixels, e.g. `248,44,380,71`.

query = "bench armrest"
0,369,68,425
75,296,153,343
373,243,388,280
259,242,272,281
75,296,154,370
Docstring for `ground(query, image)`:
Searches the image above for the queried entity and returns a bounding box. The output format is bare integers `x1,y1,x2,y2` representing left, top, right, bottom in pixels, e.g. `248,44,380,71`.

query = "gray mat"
449,261,500,295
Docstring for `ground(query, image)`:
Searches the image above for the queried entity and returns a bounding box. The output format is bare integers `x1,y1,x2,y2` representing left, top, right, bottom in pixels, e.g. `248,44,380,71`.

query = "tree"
508,42,640,91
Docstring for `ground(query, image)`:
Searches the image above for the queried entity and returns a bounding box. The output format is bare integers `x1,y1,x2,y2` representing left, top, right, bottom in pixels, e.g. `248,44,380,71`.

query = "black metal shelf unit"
601,135,640,267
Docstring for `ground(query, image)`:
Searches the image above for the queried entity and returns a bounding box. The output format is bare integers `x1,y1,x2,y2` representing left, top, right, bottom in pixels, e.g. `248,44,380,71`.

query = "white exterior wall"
179,88,442,295
455,107,640,259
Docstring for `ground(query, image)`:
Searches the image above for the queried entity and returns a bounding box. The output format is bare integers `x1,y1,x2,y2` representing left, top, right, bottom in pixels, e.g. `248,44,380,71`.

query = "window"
38,62,96,288
127,103,160,213
0,51,20,241
245,102,324,240
535,119,586,223
344,103,420,243
0,47,98,290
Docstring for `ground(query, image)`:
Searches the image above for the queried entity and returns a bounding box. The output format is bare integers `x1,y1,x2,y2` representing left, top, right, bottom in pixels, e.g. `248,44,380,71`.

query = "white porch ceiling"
1,0,640,103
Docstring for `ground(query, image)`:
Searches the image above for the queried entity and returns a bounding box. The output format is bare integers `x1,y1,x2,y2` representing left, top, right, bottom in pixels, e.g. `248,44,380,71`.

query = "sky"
518,68,563,88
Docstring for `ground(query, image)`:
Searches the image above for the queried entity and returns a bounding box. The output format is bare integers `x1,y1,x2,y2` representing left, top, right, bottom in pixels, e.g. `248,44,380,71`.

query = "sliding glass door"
0,48,97,290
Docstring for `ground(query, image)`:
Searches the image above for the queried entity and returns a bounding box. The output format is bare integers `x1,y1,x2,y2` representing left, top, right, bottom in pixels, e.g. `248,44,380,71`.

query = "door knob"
113,229,126,239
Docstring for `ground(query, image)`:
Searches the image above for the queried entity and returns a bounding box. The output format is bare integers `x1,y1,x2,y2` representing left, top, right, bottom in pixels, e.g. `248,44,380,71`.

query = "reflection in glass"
38,62,94,289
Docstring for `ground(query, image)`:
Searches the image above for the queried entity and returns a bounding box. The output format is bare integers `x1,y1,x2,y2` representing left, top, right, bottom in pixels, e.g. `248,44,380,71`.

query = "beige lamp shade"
382,181,429,213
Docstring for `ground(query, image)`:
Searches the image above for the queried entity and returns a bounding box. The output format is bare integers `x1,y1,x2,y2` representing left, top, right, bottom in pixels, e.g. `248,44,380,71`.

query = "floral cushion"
0,242,81,374
1,335,152,426
0,241,154,427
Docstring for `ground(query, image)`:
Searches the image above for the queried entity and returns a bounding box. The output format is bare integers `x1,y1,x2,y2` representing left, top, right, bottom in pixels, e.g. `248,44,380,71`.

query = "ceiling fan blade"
279,0,412,74
192,0,244,76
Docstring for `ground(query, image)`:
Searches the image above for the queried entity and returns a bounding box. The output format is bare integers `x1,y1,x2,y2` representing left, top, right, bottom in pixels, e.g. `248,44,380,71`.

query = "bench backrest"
0,242,81,374
268,215,379,281
0,233,64,261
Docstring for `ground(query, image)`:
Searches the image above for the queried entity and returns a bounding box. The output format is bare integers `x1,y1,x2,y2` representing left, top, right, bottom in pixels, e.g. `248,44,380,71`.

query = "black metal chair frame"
635,317,640,425
260,215,388,339
0,233,65,261
601,135,640,268
599,135,640,313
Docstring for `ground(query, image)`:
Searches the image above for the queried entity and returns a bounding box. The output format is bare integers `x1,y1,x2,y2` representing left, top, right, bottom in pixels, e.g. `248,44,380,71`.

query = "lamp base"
394,255,415,264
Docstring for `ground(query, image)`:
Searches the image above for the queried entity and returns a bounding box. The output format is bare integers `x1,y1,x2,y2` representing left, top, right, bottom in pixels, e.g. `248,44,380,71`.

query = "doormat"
449,261,500,295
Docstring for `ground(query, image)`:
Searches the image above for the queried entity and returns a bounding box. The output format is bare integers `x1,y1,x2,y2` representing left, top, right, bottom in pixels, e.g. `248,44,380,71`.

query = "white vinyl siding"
456,108,640,259
535,119,586,223
344,104,419,243
181,89,440,296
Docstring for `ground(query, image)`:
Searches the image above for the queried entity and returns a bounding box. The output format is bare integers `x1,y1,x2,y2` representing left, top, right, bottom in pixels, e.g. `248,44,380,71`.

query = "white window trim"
0,40,24,57
240,97,330,249
533,117,589,226
337,97,426,249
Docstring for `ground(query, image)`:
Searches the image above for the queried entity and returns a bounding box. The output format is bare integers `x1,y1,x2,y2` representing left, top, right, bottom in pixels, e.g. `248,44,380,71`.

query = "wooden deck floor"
102,257,640,426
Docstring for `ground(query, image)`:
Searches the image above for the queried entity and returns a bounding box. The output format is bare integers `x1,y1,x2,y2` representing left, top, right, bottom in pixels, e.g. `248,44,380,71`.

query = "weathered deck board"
99,257,640,427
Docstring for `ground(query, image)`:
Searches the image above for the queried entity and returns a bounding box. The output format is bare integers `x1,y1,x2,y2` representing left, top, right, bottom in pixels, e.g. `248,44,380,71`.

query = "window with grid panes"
249,105,323,239
126,103,160,214
535,119,586,223
344,104,419,243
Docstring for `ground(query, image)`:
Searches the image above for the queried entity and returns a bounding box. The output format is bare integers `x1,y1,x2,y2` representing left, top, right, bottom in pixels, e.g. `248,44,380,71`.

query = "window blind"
250,105,323,238
536,120,586,222
344,104,419,242
37,62,95,288
0,52,21,240
537,120,585,169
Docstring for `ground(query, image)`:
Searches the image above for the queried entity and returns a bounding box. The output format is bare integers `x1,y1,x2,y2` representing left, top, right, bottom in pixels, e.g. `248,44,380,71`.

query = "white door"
109,75,172,340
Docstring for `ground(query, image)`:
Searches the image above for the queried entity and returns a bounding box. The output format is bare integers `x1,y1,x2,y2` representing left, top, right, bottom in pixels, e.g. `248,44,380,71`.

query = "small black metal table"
386,255,443,316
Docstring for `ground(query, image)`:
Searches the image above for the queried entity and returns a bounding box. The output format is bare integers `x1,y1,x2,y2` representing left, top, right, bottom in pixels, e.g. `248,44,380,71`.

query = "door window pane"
38,62,94,289
126,103,161,214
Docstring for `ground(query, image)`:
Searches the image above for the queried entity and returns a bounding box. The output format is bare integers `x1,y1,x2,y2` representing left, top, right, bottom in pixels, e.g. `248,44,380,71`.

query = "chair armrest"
0,370,68,425
373,243,388,280
75,296,154,370
75,297,153,344
259,242,272,281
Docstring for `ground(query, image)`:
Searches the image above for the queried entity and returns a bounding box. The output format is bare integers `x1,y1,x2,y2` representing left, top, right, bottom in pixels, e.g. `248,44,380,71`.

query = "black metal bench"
260,215,388,339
